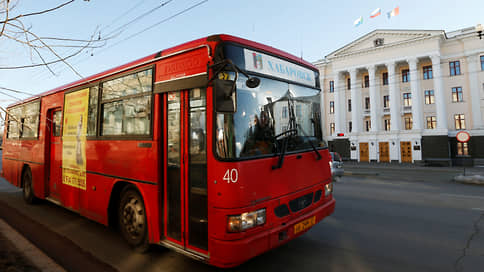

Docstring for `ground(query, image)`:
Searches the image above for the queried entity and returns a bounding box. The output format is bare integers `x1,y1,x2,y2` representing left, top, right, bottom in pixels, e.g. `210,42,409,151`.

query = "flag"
354,16,363,27
387,6,400,19
370,8,381,18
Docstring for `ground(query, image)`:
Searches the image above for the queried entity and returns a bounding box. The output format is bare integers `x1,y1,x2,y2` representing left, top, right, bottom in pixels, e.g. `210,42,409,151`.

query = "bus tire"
118,185,149,253
22,167,37,204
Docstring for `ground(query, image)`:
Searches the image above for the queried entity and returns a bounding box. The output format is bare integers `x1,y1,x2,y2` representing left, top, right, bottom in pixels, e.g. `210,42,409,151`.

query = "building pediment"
327,30,444,59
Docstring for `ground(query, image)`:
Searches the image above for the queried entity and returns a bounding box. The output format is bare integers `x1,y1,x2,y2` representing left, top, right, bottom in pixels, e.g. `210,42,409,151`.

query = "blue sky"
0,0,483,109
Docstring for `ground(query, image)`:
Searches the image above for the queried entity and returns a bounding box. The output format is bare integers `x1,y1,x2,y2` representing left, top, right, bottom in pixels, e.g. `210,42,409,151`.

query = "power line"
0,86,34,96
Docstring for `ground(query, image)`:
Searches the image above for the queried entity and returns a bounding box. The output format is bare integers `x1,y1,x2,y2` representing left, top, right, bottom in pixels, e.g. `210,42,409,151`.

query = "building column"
467,54,484,129
349,68,362,133
333,71,345,135
430,55,448,130
387,62,401,131
408,58,424,130
368,65,380,131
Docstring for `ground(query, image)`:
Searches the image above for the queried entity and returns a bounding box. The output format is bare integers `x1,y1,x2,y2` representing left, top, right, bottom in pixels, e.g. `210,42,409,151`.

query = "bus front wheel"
118,186,149,252
22,167,37,204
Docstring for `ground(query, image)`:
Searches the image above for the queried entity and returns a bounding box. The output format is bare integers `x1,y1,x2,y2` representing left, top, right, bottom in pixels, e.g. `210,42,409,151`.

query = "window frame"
481,55,484,71
454,114,466,130
96,66,155,140
423,65,433,80
452,87,463,103
330,123,335,135
457,142,469,156
348,99,352,112
383,95,390,108
404,116,413,130
382,72,388,85
6,99,41,140
364,75,369,88
329,101,334,114
449,61,461,76
424,90,435,105
347,78,351,90
403,93,412,107
402,69,409,83
384,119,391,131
329,80,334,93
426,116,436,129
364,97,370,110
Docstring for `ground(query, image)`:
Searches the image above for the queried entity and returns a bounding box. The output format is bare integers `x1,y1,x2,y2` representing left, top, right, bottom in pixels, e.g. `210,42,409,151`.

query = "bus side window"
53,111,62,137
87,86,99,136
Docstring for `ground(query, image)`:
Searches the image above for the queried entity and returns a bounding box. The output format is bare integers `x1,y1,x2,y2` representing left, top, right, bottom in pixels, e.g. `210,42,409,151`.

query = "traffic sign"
456,131,470,143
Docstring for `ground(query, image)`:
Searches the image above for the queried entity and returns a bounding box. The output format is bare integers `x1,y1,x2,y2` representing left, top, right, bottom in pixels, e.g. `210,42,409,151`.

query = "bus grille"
289,192,314,213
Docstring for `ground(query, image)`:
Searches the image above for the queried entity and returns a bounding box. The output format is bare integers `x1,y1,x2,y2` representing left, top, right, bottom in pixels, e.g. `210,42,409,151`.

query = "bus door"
165,88,208,252
47,109,62,200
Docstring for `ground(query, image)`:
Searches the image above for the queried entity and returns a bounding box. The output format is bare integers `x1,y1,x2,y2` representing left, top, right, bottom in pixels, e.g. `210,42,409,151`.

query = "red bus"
1,34,335,267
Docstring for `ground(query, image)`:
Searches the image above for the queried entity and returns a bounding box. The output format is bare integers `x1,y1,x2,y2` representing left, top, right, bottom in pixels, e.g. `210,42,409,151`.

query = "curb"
0,219,66,272
453,175,484,185
344,171,379,176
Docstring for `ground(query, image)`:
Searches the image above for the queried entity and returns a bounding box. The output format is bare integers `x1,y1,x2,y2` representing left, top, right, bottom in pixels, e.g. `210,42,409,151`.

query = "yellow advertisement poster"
62,88,89,190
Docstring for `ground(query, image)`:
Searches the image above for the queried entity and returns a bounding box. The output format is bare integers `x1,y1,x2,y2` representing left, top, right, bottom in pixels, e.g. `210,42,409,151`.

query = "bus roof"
8,34,318,108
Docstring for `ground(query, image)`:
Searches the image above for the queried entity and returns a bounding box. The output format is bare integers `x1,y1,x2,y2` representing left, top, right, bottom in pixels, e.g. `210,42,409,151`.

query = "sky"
0,0,483,114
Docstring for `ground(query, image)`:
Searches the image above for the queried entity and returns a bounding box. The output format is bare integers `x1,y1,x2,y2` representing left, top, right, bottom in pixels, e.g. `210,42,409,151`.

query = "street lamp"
477,24,484,40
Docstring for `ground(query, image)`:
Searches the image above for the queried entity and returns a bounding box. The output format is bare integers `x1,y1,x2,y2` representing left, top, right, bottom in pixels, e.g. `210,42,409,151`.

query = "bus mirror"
214,79,237,113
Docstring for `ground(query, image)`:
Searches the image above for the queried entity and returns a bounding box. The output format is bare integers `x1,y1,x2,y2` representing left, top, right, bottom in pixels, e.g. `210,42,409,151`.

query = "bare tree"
0,0,108,78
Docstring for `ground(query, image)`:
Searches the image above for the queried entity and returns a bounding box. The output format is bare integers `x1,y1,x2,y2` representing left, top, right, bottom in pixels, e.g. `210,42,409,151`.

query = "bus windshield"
216,76,324,159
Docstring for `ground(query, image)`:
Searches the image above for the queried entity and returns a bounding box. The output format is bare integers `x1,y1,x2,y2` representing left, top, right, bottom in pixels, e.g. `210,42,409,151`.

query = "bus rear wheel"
22,167,37,204
118,186,149,252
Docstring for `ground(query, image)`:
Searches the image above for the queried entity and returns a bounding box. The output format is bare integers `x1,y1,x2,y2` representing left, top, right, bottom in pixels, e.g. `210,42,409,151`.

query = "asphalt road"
1,165,483,271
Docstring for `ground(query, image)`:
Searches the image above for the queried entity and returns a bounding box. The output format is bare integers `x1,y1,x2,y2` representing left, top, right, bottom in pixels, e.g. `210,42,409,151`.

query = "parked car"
330,152,344,181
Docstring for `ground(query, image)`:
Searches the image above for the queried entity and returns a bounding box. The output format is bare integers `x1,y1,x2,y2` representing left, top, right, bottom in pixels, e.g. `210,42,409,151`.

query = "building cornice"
327,34,443,61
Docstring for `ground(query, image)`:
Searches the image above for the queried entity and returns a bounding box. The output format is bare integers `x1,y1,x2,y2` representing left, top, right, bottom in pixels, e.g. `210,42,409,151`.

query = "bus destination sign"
243,49,316,87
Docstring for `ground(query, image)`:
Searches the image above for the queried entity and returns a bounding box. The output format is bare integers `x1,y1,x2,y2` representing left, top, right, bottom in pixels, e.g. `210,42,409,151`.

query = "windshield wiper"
272,129,298,170
272,91,321,170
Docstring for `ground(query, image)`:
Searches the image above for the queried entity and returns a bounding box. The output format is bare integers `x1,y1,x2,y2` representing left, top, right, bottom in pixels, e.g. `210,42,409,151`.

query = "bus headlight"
325,182,333,197
227,208,266,232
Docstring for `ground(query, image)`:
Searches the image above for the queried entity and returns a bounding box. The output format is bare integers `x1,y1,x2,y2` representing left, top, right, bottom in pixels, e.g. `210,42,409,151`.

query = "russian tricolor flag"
370,8,381,18
354,16,363,27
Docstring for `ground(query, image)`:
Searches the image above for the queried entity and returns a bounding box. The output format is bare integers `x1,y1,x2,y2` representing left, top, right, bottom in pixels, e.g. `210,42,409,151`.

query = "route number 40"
223,169,239,183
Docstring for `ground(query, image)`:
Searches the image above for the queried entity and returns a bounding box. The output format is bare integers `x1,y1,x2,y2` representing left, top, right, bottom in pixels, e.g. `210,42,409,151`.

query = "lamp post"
477,24,484,39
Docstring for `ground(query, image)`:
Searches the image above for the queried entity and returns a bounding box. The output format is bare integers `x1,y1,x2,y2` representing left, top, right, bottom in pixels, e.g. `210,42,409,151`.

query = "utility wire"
0,86,34,95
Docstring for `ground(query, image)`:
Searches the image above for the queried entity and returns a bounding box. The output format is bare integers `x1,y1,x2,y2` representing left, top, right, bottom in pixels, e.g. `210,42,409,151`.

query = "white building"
315,26,484,165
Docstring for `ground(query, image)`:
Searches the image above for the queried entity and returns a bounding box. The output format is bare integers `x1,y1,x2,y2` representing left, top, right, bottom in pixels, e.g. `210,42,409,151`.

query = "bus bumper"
209,198,335,268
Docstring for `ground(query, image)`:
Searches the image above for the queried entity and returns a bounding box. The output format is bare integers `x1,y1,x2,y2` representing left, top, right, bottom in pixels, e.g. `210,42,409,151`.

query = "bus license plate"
294,216,316,234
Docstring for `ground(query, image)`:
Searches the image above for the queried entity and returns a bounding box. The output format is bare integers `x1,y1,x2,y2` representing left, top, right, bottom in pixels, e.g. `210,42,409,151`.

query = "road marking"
440,193,484,200
471,208,484,211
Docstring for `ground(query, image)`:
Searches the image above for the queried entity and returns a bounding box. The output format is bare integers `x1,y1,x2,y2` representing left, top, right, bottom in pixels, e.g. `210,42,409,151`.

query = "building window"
296,104,302,117
329,80,334,93
383,95,390,108
282,106,288,119
348,99,352,112
426,116,436,129
454,114,466,130
449,61,461,76
365,120,371,131
347,78,351,90
457,142,469,156
423,65,433,80
452,87,463,102
384,119,391,131
330,123,335,135
424,90,435,105
403,93,412,107
382,72,388,85
329,101,335,114
364,97,370,110
405,116,413,130
402,69,409,83
481,55,484,71
348,121,352,133
364,75,369,88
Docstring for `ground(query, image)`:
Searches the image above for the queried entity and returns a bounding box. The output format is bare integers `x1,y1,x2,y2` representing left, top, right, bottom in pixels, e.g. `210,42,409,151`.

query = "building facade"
315,27,484,165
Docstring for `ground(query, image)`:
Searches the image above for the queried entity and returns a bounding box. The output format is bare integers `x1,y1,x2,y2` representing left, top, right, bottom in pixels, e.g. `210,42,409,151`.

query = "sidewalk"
341,161,484,185
0,219,65,272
